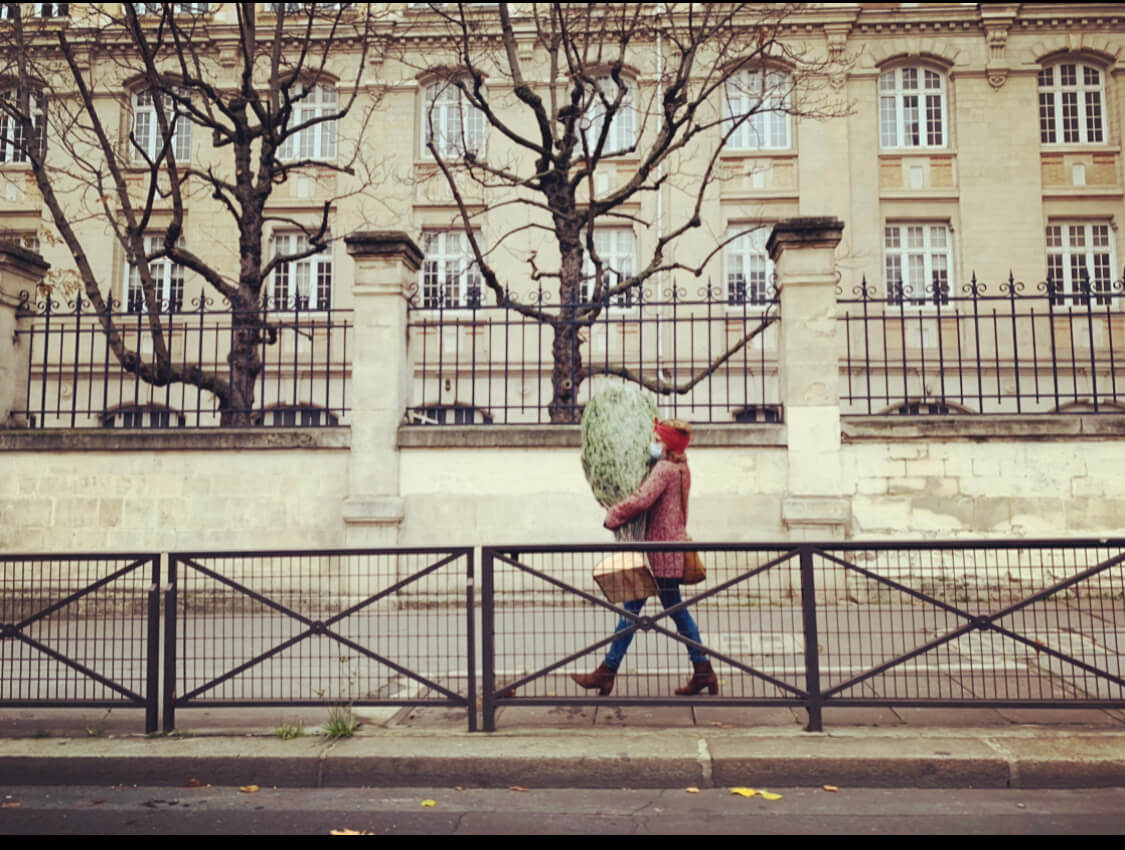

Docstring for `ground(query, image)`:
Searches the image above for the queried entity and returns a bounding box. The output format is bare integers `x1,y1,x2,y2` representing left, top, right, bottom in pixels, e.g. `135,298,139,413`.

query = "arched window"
422,79,485,159
725,69,791,150
1038,62,1106,145
582,75,635,157
258,404,339,427
132,89,192,163
101,403,185,428
878,66,947,149
410,405,492,426
279,82,337,161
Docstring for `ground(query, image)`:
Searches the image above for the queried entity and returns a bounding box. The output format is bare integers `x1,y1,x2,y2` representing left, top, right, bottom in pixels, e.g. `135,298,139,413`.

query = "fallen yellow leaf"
730,787,758,798
685,787,700,794
823,785,839,792
421,799,436,808
509,786,529,792
759,791,782,801
330,828,370,835
239,785,260,794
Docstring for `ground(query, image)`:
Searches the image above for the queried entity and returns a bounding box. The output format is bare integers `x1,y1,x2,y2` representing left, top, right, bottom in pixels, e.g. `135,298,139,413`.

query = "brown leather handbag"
678,467,706,585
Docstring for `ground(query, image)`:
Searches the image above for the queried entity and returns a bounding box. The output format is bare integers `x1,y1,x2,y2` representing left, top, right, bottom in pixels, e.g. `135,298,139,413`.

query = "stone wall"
0,430,349,552
3,416,1125,552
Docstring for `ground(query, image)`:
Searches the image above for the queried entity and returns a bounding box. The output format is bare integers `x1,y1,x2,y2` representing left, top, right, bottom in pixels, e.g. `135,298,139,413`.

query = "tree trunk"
222,304,263,426
549,237,586,423
549,322,583,423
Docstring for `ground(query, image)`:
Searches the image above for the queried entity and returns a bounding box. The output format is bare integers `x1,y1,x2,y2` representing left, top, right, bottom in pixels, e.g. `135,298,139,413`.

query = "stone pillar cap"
345,231,423,270
767,218,845,262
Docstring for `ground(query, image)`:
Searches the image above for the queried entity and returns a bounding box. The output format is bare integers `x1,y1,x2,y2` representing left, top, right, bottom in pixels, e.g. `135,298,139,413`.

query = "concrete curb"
2,729,1124,790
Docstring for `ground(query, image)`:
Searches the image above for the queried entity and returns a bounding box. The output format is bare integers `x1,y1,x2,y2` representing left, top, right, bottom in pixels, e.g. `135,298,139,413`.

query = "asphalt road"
3,785,1125,834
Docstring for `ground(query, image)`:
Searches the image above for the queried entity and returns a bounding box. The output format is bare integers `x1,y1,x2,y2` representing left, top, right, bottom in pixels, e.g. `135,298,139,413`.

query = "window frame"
0,88,45,165
583,227,637,309
419,229,484,310
878,66,948,150
278,82,338,163
421,79,486,160
1045,221,1117,307
1038,62,1107,146
582,74,636,159
724,225,776,308
130,88,192,164
883,221,954,310
128,3,208,15
724,69,792,152
267,231,334,312
124,234,186,315
101,403,185,429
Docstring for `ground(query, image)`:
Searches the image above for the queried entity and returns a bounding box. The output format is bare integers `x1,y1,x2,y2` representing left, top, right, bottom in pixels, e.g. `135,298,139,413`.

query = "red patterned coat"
603,459,690,579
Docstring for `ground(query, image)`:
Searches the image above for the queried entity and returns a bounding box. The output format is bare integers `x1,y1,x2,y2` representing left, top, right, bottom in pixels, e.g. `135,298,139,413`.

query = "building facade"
1,3,1124,551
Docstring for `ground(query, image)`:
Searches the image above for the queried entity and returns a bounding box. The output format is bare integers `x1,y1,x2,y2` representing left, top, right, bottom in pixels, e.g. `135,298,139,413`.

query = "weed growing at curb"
323,705,359,739
275,721,305,740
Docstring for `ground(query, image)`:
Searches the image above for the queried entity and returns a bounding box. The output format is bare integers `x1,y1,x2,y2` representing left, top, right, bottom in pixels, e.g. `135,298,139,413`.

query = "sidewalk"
2,702,1124,790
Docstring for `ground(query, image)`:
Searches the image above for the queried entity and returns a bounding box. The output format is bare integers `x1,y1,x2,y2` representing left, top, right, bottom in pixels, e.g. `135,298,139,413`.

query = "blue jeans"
604,578,707,671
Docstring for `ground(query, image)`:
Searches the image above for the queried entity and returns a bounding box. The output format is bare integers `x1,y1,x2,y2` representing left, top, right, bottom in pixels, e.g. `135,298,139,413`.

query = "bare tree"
408,3,849,422
0,3,385,425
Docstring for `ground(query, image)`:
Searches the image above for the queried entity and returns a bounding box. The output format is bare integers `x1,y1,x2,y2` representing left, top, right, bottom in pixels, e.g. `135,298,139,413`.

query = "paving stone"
993,707,1125,726
594,705,695,727
693,706,803,728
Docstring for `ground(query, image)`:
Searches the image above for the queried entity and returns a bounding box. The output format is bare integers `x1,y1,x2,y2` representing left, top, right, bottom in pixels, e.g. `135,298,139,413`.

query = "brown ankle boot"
570,663,616,696
675,661,718,695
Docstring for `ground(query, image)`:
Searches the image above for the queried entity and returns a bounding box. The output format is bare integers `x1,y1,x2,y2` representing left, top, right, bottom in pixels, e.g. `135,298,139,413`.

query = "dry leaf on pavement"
330,828,370,835
685,787,700,794
239,785,260,794
509,786,529,792
1,802,20,809
823,785,839,792
183,778,201,788
421,799,436,808
730,787,758,798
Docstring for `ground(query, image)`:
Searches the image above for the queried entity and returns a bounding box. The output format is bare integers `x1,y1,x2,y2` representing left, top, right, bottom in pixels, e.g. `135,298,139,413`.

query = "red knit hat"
653,417,692,454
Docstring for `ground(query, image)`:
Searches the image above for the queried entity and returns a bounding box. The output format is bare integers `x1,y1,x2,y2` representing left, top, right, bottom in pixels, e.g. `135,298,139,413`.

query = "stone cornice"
0,427,351,452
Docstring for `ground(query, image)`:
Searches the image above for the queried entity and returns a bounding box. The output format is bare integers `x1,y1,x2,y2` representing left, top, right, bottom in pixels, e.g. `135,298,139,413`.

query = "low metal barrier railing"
164,548,476,732
3,540,1122,734
480,540,1125,731
0,553,160,733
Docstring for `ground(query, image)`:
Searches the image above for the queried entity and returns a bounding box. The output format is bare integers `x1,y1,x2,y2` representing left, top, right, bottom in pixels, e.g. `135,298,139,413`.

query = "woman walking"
571,418,717,697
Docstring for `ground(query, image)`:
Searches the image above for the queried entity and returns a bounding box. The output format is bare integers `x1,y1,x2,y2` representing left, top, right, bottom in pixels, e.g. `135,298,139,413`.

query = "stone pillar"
342,232,422,546
0,244,49,427
767,218,849,540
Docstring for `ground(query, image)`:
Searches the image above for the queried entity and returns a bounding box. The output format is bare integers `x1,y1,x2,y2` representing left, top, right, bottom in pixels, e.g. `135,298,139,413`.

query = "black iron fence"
406,283,780,425
3,541,1122,733
15,292,352,428
164,548,476,732
481,540,1124,731
840,273,1125,415
0,553,160,732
